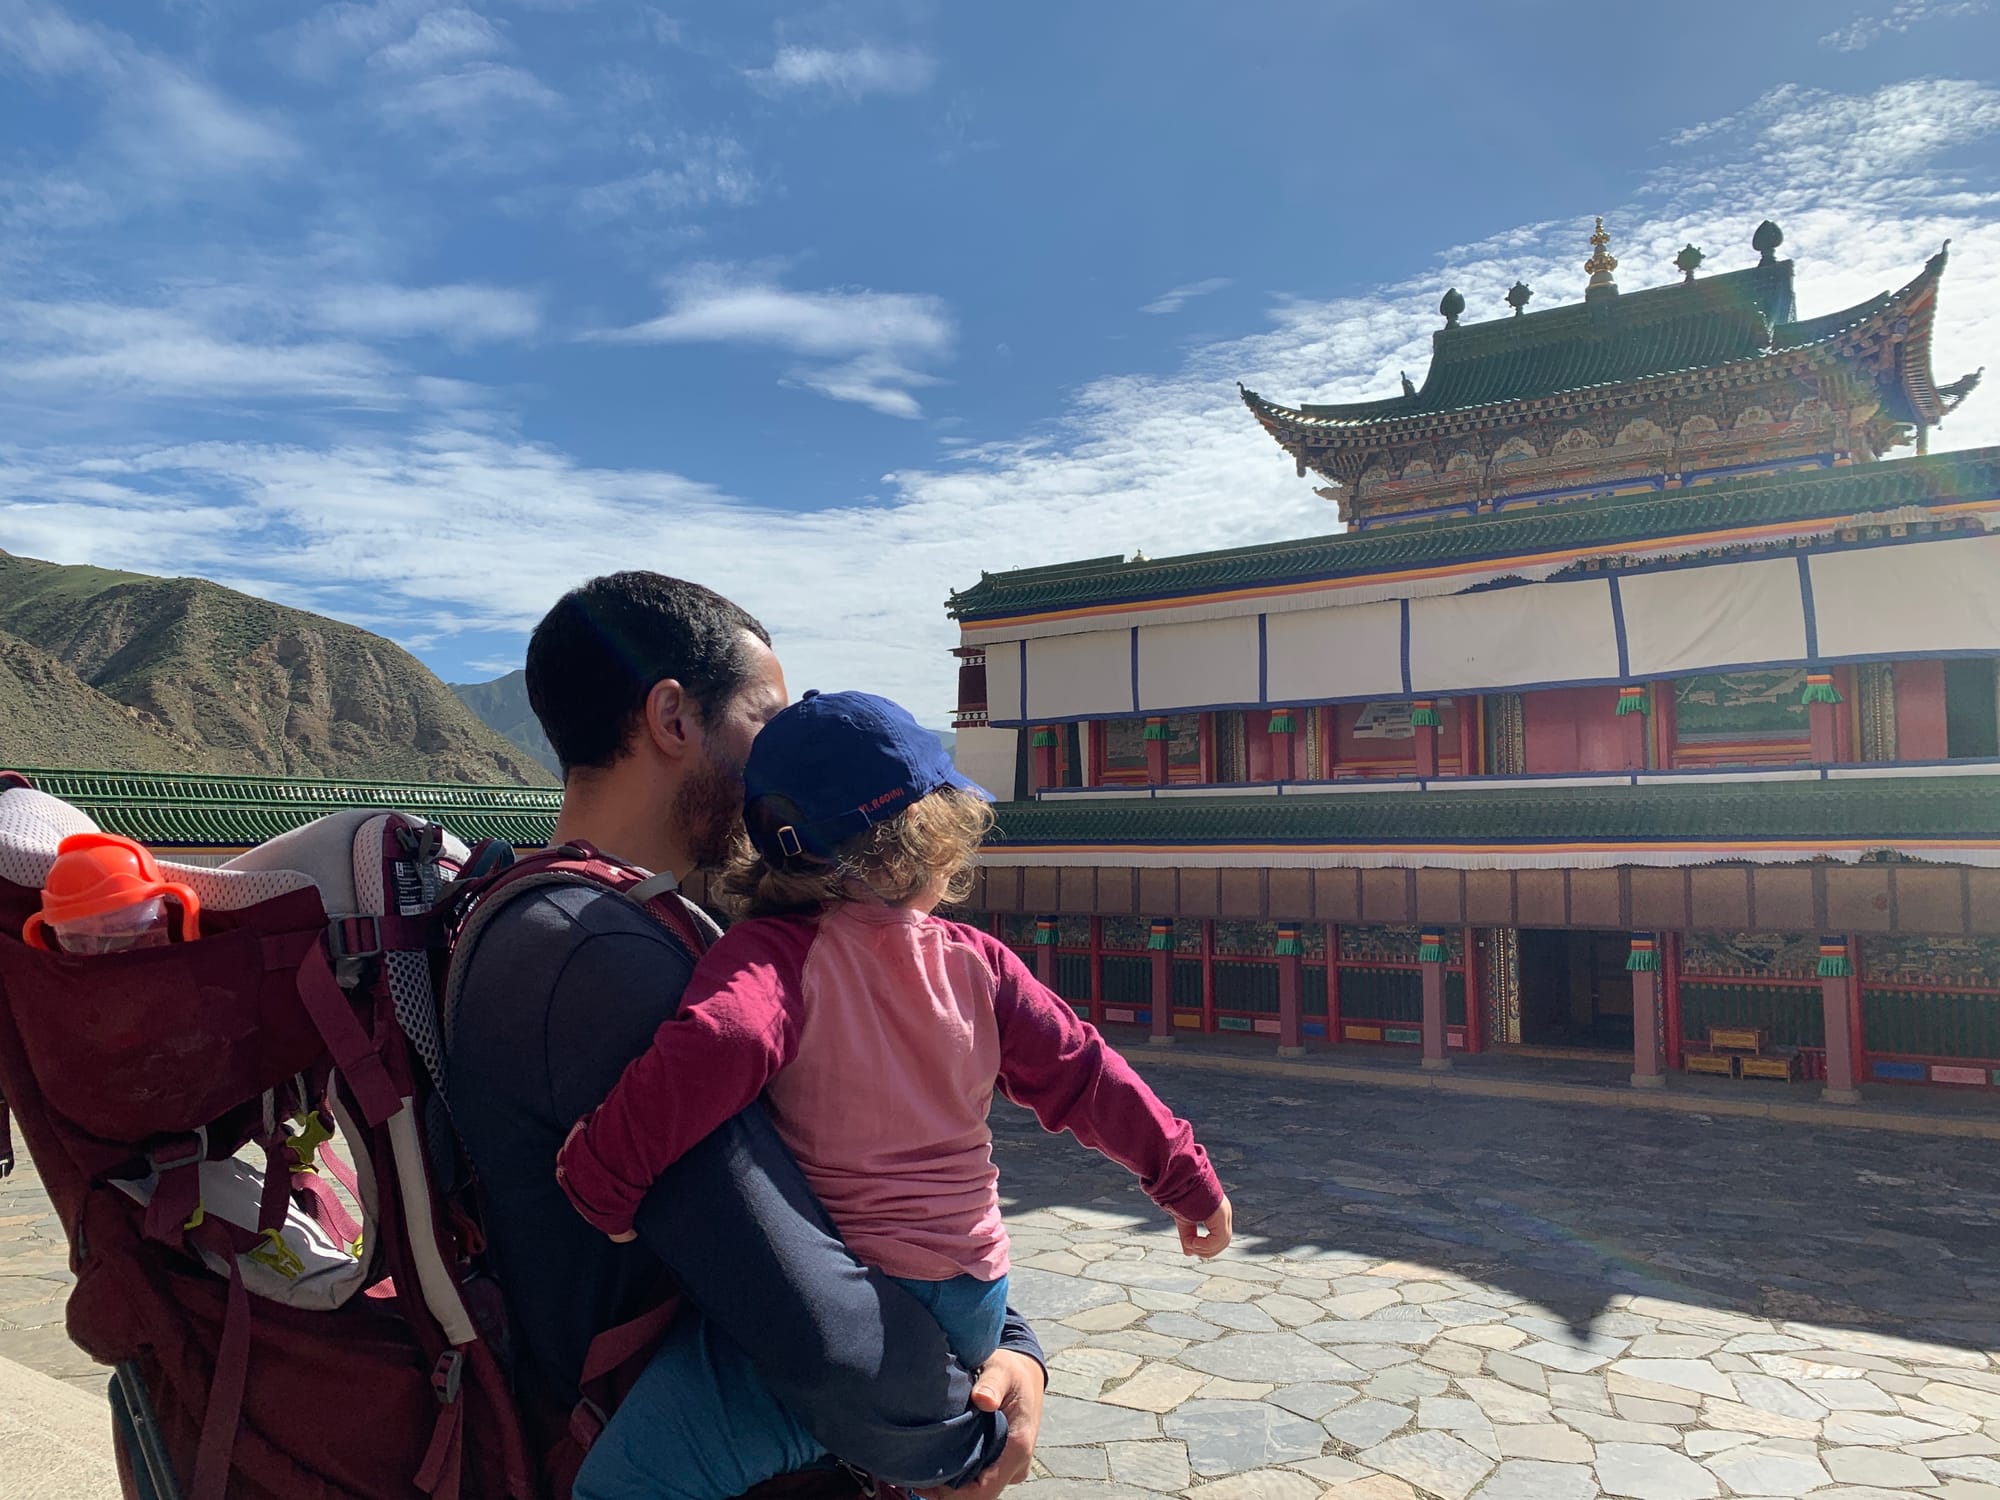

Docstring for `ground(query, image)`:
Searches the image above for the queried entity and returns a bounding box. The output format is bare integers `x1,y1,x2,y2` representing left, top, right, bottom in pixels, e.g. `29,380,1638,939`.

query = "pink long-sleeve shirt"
556,903,1223,1281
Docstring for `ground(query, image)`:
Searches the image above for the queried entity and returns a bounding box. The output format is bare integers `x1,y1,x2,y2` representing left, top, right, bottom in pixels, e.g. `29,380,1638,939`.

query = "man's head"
527,572,787,869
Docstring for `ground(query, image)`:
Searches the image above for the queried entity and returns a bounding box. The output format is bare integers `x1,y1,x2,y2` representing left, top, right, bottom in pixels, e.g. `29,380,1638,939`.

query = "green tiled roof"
12,767,561,849
1273,262,1797,428
947,447,2000,622
987,775,2000,850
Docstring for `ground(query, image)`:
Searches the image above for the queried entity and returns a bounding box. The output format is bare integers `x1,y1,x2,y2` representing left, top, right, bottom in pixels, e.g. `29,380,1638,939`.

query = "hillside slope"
0,551,554,785
449,669,560,777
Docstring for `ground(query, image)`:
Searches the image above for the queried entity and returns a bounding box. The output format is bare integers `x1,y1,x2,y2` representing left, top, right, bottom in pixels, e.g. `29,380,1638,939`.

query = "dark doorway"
1517,929,1635,1051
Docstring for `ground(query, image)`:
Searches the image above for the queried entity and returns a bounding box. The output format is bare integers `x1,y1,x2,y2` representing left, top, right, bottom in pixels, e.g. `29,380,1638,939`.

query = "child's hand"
1177,1195,1233,1258
609,1229,638,1244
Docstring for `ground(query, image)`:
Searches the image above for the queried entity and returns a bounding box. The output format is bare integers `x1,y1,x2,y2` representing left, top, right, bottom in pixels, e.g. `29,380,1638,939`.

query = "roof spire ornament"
1674,244,1704,284
1753,219,1784,266
1583,216,1619,300
1505,281,1532,316
1439,288,1465,328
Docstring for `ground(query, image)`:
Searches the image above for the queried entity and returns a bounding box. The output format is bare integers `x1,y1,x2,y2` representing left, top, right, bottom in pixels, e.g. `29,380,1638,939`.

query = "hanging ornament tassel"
1267,710,1297,734
1030,727,1060,748
1417,930,1446,963
1142,717,1171,741
1616,685,1650,716
1033,918,1058,946
1801,673,1843,706
1275,925,1304,957
1625,934,1659,972
1147,920,1173,951
1409,700,1442,729
1816,937,1852,978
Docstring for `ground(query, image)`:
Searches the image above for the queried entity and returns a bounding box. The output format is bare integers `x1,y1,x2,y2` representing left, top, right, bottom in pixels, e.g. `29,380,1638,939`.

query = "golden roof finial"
1584,216,1619,287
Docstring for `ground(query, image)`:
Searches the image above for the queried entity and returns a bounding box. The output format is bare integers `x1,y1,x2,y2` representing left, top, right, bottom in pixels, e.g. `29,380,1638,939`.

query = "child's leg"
887,1274,1010,1370
575,1309,829,1500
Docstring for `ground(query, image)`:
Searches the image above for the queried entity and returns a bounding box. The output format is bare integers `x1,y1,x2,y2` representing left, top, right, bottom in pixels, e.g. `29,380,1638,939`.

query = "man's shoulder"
457,880,696,1008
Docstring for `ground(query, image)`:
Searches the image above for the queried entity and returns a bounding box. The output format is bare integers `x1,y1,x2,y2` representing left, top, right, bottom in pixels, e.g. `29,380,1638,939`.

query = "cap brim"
938,766,997,803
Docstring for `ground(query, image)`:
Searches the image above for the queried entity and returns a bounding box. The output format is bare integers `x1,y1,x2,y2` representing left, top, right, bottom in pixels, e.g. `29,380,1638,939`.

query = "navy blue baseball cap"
744,690,992,861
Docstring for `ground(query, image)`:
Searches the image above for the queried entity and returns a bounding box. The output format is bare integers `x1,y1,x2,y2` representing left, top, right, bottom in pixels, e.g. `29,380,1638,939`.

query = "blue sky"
1,0,1996,726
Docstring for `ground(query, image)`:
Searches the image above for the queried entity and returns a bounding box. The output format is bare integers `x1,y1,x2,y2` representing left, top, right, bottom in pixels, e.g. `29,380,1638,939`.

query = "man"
448,572,1045,1500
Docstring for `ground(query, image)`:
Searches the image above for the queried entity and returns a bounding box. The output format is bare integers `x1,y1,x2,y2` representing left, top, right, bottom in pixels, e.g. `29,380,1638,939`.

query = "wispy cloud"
309,283,541,343
1140,277,1233,315
573,135,760,221
597,267,955,418
368,7,508,71
745,44,934,99
0,0,297,182
1820,0,1986,50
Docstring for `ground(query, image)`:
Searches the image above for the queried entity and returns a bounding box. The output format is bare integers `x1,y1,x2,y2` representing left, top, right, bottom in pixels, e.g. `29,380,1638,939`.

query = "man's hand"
1177,1194,1233,1259
914,1348,1045,1500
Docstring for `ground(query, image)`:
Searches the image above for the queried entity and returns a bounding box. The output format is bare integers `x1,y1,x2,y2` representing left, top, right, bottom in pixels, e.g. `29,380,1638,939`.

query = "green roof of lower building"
948,447,2000,623
12,767,562,849
986,776,2000,852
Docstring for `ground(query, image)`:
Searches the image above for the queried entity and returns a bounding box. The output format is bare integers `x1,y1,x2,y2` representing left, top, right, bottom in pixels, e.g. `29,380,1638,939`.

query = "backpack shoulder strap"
440,844,716,1055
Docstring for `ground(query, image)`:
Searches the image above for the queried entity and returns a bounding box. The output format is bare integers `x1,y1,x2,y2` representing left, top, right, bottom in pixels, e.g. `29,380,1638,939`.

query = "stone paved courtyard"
5,1060,2000,1499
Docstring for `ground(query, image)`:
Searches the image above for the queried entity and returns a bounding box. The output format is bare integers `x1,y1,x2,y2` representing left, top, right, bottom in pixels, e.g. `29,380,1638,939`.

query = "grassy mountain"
0,550,554,785
449,669,560,777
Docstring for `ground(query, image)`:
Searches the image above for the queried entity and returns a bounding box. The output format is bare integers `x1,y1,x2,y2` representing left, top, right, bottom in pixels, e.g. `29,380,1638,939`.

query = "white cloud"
746,44,934,98
0,0,297,182
309,283,541,343
598,267,956,417
1141,277,1234,315
1820,0,1986,50
573,135,760,220
278,0,436,77
381,60,562,129
368,7,507,71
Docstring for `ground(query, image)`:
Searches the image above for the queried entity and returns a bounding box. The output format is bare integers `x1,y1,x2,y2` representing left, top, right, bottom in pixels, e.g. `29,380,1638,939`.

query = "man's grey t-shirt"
447,881,1032,1487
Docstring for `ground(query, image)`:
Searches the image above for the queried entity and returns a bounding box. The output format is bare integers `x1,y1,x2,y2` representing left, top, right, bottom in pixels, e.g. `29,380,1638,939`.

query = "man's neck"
550,772,692,879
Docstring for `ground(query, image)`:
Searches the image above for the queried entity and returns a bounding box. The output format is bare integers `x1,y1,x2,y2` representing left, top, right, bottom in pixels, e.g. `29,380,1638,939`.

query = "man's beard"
673,750,750,871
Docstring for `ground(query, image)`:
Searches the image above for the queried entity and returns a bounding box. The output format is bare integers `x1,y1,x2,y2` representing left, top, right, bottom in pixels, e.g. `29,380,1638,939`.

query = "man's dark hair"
526,572,771,776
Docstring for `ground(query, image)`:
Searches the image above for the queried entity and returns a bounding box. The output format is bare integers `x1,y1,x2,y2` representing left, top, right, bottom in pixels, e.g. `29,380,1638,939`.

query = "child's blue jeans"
574,1272,1009,1500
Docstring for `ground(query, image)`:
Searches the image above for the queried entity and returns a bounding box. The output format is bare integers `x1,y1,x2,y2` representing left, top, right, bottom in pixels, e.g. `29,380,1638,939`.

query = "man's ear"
641,678,692,760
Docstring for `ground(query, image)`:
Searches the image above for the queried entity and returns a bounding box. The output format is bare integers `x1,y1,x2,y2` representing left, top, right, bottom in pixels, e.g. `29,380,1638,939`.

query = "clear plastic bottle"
22,833,201,955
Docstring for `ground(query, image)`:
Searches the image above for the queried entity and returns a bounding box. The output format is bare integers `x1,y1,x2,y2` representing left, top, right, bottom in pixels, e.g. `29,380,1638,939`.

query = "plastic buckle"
328,915,382,961
148,1125,208,1175
777,826,803,858
431,1349,463,1405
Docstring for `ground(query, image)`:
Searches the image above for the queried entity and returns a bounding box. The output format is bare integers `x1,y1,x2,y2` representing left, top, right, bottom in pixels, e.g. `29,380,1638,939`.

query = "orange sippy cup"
21,833,202,954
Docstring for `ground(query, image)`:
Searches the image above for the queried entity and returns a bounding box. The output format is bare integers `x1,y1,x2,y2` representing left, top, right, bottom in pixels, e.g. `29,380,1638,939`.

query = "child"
556,689,1232,1500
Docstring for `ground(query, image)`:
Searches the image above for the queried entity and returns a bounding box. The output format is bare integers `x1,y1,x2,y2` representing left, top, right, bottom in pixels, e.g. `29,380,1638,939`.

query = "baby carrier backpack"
0,770,831,1500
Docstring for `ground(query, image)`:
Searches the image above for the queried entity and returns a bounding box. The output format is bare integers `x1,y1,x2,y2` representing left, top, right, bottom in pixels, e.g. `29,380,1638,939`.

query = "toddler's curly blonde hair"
720,786,995,919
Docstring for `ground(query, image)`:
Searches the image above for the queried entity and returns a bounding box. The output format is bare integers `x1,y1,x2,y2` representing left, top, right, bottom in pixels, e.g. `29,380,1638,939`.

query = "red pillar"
1199,921,1216,1034
1325,923,1343,1043
1462,926,1484,1053
1420,930,1449,1070
1270,718,1297,782
1033,917,1058,991
1664,931,1685,1070
1412,703,1440,779
1148,922,1175,1045
1031,728,1059,789
1806,675,1841,764
1629,933,1664,1088
1144,718,1169,785
1819,935,1862,1103
1276,925,1305,1056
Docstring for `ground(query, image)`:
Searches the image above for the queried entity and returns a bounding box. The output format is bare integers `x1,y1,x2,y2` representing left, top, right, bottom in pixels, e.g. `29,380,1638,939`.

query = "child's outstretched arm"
556,919,811,1238
969,929,1229,1251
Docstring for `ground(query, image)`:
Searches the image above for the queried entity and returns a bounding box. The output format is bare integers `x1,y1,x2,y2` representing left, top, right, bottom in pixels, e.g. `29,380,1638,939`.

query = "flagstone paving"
4,1064,1999,1496
987,1063,2000,1500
